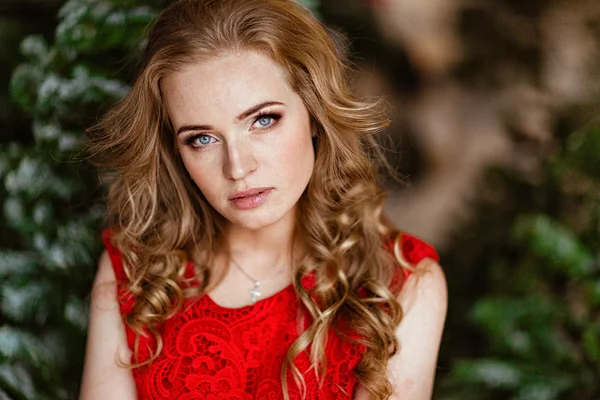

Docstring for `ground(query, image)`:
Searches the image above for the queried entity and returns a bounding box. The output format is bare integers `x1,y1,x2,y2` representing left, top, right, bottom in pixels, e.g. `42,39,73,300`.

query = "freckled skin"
162,51,315,232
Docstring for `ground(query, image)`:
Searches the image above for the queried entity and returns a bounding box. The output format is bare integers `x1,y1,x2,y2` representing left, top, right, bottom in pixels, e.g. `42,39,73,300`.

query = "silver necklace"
230,257,289,303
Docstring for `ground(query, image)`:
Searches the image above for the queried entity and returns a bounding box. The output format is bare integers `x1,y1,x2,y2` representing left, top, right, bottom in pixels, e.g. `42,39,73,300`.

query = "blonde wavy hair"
89,0,412,398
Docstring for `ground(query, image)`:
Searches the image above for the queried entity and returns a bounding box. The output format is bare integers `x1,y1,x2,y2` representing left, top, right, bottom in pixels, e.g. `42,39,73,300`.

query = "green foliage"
1,1,162,398
442,127,600,399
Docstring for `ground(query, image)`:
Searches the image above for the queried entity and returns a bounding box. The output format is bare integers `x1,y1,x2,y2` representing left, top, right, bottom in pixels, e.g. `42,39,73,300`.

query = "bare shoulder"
87,250,122,312
399,258,447,316
79,251,137,399
353,258,447,400
92,251,117,296
96,250,116,282
387,258,448,399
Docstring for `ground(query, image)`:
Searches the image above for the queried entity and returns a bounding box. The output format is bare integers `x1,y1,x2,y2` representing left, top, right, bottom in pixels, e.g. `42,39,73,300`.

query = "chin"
223,206,294,231
223,211,280,231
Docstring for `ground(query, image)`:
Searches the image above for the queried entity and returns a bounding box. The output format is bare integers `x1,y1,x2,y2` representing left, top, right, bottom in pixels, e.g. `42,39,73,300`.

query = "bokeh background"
0,0,598,399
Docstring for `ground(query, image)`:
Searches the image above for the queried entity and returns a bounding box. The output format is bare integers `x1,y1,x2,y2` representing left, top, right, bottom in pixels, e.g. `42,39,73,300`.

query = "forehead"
162,51,296,122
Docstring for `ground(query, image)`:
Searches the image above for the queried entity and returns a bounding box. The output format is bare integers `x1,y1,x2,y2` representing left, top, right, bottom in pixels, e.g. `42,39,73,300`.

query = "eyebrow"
175,100,284,136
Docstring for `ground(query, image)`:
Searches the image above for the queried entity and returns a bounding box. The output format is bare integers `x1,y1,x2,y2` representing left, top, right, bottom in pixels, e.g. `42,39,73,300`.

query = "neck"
224,209,300,277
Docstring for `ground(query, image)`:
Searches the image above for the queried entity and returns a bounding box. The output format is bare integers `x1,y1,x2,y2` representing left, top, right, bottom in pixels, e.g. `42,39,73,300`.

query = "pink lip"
229,188,273,210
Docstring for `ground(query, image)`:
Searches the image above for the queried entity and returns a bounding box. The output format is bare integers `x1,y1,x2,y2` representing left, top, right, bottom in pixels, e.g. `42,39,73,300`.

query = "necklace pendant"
249,281,262,303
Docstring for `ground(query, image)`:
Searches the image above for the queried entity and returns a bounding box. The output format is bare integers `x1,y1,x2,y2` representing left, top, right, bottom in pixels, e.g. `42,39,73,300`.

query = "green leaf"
0,363,37,400
449,359,522,389
0,387,13,400
0,327,66,368
0,251,37,277
9,64,45,115
470,296,580,363
35,66,129,117
590,278,600,307
64,297,89,332
32,200,54,227
0,282,50,323
513,215,596,278
19,36,49,65
30,120,80,151
56,0,157,53
4,157,81,200
40,221,100,271
565,128,600,179
3,197,26,231
514,379,572,400
582,326,600,362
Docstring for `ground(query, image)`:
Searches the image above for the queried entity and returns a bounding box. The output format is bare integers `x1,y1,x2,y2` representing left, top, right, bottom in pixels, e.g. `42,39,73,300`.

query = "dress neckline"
204,282,296,312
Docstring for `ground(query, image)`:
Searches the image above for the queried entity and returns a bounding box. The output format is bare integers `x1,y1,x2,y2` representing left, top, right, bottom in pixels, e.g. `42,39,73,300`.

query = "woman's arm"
355,259,448,399
79,251,137,399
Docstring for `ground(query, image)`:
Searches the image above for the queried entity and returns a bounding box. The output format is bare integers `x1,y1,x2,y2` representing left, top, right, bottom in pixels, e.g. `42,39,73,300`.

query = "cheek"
277,125,314,178
179,152,221,195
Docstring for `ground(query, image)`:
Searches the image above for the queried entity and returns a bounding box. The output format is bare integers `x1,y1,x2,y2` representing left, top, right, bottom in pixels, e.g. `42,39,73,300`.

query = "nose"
223,140,258,180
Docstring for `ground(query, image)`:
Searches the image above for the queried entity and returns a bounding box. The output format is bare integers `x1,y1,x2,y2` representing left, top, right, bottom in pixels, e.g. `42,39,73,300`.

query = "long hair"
88,0,409,398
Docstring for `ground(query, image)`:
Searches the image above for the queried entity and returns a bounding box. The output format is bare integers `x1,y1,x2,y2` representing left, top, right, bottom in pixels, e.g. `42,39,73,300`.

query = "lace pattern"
102,230,439,399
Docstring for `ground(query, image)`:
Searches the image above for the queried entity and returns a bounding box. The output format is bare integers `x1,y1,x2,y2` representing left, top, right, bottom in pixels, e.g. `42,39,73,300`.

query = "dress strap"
101,229,159,366
386,231,439,292
301,232,439,293
101,228,125,279
101,228,135,314
398,232,440,265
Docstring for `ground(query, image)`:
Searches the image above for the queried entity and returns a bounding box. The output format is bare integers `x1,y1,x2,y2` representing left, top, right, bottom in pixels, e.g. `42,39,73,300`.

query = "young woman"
80,0,447,399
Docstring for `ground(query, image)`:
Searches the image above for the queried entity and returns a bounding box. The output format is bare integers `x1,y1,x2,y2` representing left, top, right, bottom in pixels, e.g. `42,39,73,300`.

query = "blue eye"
198,135,212,145
258,116,272,127
253,113,281,130
185,134,215,148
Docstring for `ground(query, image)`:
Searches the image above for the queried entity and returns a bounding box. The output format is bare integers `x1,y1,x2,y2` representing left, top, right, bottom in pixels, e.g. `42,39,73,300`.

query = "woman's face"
163,50,315,231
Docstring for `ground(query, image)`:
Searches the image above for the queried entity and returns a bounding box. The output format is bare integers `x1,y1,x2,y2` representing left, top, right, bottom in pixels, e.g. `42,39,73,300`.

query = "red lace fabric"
102,230,439,399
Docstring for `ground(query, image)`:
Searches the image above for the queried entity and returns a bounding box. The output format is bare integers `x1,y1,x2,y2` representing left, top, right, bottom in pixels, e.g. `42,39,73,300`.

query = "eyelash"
184,112,282,148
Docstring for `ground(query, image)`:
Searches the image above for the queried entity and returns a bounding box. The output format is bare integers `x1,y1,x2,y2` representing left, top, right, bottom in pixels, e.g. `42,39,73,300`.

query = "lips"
229,187,272,200
229,187,273,210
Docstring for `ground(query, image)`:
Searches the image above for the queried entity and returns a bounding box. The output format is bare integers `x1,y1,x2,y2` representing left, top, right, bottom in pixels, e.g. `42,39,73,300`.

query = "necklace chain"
230,257,289,303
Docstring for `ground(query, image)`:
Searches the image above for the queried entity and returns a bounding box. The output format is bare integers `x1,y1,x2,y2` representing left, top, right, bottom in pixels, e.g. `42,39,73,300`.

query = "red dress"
102,230,439,399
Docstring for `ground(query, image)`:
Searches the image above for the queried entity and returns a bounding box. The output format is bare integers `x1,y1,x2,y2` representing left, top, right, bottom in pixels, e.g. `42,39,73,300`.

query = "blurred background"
0,0,598,399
